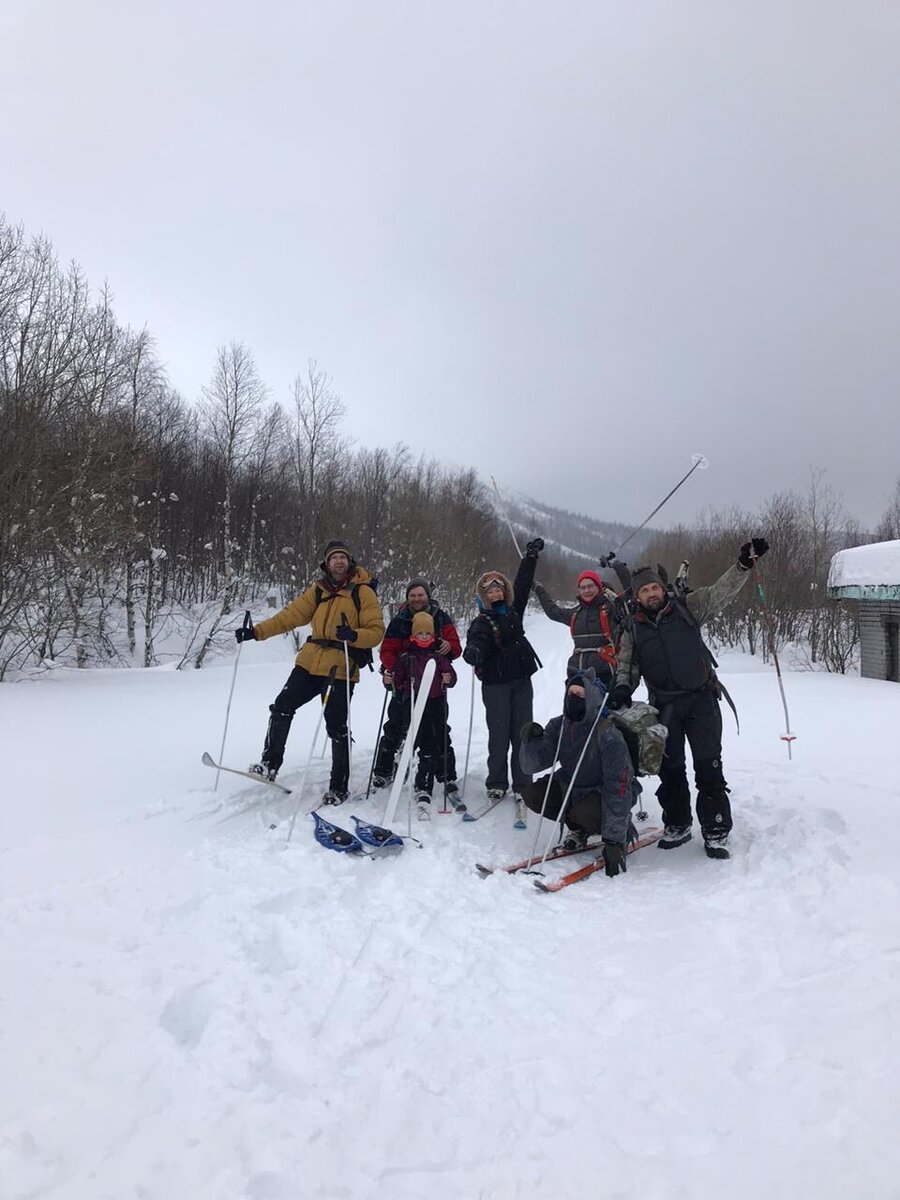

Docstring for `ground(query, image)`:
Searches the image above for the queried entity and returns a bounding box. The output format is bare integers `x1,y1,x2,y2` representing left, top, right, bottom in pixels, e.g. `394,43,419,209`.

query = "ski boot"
513,794,527,829
416,793,432,821
561,827,588,852
321,789,349,806
249,762,278,782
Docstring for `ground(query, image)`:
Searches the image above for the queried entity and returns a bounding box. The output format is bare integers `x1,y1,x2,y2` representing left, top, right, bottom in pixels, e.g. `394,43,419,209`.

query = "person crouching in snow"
519,671,638,877
390,611,457,820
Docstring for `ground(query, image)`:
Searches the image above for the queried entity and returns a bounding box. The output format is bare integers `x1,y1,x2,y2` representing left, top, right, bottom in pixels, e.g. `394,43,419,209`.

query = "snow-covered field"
3,618,899,1199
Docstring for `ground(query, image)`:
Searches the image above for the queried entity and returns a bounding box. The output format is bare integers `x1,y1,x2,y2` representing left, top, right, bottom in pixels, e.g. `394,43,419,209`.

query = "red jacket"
380,602,461,673
391,643,457,699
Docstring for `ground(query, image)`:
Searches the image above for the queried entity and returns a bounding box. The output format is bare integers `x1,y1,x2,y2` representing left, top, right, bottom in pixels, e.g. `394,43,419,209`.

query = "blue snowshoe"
351,815,405,851
311,811,364,853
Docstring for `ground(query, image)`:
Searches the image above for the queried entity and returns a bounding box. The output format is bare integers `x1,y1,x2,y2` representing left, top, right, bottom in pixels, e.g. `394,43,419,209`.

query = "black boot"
325,735,350,804
261,707,293,774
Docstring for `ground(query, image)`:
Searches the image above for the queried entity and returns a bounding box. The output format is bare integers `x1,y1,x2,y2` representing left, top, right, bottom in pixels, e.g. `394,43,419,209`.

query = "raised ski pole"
366,686,390,799
750,550,796,759
609,453,709,559
460,668,476,802
491,475,524,556
285,667,338,844
215,609,252,791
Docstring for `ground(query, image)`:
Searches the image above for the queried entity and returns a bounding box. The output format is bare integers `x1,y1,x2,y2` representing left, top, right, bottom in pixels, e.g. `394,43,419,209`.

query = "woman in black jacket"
463,539,543,819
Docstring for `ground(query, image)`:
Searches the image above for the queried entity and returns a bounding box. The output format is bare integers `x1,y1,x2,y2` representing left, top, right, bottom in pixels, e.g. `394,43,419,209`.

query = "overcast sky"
3,1,899,529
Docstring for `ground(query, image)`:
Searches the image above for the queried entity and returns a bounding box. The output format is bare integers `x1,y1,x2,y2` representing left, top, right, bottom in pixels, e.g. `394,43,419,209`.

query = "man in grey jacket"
519,671,636,877
607,537,769,858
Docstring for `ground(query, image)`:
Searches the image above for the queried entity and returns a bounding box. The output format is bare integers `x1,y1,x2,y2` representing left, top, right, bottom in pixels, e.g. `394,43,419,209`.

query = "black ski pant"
262,666,354,791
482,677,533,793
522,775,637,844
655,688,731,836
374,690,457,784
412,697,447,795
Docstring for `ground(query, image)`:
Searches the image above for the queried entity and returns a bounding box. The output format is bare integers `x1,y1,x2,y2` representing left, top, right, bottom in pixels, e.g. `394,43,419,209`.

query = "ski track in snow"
2,622,900,1199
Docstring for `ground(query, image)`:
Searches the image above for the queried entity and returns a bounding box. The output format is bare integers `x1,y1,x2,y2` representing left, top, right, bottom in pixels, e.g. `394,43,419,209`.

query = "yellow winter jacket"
252,566,384,683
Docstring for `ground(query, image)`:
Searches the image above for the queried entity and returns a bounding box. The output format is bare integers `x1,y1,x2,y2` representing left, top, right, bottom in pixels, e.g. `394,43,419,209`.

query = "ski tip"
201,751,216,766
461,813,476,823
513,820,527,830
474,863,494,877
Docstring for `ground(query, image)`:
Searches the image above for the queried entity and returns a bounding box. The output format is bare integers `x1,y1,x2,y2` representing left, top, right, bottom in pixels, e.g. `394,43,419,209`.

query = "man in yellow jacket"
236,539,384,803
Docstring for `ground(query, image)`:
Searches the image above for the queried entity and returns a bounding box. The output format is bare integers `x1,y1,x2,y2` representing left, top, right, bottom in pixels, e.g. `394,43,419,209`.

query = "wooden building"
828,539,900,682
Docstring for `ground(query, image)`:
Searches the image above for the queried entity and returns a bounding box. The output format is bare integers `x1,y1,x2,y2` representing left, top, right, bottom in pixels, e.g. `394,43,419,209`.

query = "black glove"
521,721,544,742
234,622,256,643
525,537,545,560
738,537,770,571
603,842,627,877
463,645,482,666
606,684,632,711
335,620,358,642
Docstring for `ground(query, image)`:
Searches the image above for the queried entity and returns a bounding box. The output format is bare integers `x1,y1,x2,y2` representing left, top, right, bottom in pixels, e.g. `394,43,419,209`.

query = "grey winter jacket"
615,562,750,692
519,679,634,844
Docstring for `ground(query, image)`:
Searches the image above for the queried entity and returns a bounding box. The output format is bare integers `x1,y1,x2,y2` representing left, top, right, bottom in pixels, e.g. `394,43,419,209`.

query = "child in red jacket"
390,612,457,819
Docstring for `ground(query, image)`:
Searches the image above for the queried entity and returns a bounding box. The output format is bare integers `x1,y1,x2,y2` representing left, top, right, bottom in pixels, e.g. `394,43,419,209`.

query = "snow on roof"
828,539,900,589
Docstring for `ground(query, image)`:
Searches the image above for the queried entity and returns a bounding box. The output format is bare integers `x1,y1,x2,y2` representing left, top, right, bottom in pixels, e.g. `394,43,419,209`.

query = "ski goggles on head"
483,578,505,591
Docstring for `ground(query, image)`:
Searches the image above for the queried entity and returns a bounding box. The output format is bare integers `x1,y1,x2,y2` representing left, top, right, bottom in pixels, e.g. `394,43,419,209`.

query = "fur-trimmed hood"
475,570,514,610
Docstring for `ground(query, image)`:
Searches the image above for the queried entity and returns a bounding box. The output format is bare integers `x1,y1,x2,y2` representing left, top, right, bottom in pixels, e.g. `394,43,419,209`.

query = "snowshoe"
657,824,693,849
311,811,363,853
350,816,404,850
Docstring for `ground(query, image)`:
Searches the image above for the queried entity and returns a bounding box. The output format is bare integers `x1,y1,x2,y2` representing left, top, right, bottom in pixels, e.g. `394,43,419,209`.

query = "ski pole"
366,685,390,799
343,630,353,799
216,610,252,790
460,668,476,801
534,696,609,869
285,667,338,844
490,475,523,557
407,670,417,838
525,716,568,862
608,453,709,559
750,552,796,759
439,686,450,813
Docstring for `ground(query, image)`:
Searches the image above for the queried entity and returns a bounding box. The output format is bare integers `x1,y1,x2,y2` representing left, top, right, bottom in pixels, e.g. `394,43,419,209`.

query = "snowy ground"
3,617,900,1199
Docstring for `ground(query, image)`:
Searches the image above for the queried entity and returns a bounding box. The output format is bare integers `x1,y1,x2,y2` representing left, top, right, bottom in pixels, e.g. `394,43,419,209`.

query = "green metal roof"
828,584,900,601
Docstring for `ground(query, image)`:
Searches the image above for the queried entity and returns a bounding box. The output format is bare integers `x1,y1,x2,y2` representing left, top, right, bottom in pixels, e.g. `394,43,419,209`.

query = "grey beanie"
406,577,432,599
631,566,664,594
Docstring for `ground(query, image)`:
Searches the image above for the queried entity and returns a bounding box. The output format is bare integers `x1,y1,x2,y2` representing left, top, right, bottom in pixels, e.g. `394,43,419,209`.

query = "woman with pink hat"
533,568,625,691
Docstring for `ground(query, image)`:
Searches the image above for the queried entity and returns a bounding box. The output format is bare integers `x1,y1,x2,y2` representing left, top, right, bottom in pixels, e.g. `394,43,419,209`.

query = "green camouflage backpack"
608,701,668,776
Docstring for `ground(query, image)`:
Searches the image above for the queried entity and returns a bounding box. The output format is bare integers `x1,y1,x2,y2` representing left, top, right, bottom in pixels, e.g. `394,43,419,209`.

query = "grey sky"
3,1,899,528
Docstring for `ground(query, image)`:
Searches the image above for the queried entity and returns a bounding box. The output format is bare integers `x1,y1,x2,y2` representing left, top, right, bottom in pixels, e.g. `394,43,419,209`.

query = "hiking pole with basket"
285,666,338,844
750,549,796,759
366,685,391,799
606,453,709,561
460,668,476,802
215,610,252,791
342,629,353,798
439,685,450,813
